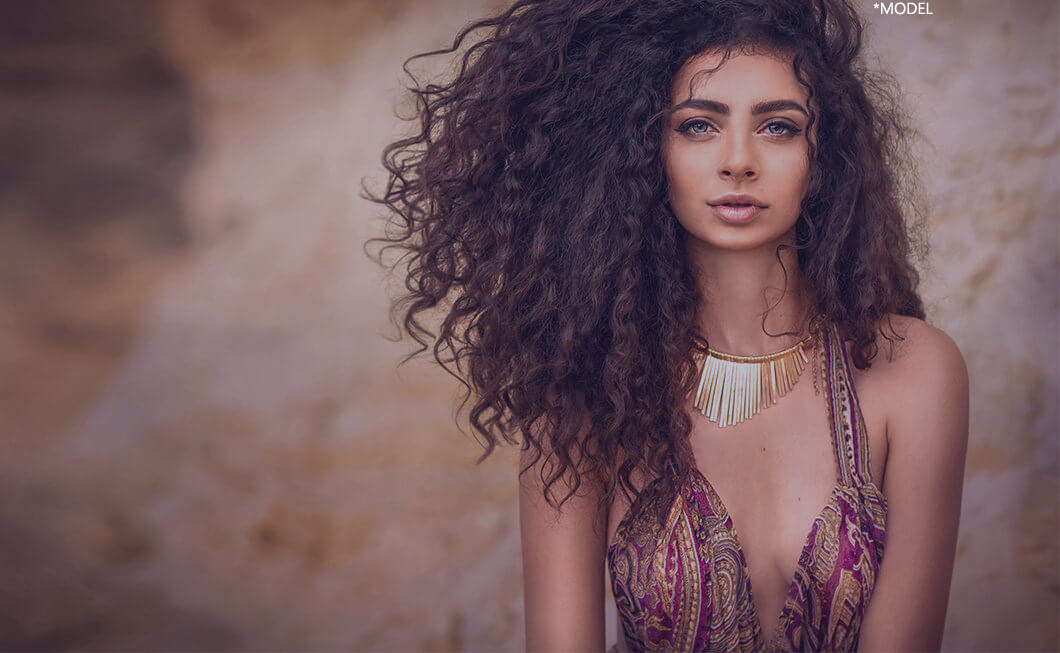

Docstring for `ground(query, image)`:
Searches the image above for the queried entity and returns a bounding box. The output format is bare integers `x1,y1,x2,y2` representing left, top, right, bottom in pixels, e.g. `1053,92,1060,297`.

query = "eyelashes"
764,121,802,137
675,118,714,135
675,118,803,138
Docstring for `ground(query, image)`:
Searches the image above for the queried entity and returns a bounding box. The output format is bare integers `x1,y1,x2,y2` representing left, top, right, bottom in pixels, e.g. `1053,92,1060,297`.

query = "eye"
764,120,802,137
676,118,715,135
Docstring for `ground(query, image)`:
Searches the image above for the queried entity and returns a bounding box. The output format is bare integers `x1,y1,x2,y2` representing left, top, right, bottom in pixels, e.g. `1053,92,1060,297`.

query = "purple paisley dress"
607,321,888,652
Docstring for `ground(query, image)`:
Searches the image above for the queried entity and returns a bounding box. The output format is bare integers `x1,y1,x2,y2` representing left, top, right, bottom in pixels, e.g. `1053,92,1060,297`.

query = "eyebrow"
670,98,808,117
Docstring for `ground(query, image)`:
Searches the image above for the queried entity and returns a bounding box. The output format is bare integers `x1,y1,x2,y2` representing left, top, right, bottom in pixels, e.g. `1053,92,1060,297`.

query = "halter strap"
670,320,875,488
823,321,874,487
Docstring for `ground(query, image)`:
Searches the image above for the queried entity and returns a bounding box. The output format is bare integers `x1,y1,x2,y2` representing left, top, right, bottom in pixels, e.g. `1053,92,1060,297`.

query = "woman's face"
661,48,815,251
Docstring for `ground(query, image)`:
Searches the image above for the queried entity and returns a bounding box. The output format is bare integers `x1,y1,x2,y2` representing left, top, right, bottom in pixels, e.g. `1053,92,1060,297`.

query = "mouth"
709,203,764,224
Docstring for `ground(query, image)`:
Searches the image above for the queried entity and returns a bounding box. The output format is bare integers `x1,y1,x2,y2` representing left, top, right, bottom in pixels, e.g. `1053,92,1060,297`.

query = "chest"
605,347,890,648
605,365,888,548
605,341,890,549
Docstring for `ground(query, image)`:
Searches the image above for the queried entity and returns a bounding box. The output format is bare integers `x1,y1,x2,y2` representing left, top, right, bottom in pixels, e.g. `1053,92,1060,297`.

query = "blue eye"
675,118,802,138
765,120,801,137
676,118,713,135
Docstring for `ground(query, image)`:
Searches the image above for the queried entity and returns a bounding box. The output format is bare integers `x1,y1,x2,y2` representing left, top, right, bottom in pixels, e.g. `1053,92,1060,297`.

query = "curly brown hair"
363,0,928,515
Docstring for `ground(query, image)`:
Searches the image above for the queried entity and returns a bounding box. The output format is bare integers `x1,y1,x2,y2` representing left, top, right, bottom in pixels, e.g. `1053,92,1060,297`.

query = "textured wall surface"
0,0,1055,650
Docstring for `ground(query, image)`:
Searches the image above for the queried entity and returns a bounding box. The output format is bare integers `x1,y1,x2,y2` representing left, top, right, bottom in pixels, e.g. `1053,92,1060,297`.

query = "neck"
688,231,817,356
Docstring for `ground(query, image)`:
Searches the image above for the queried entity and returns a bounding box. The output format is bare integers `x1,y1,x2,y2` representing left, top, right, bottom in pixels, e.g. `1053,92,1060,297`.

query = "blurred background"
0,0,1055,650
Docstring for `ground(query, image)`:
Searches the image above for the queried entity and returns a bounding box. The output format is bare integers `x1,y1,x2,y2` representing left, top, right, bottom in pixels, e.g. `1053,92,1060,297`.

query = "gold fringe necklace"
688,329,820,428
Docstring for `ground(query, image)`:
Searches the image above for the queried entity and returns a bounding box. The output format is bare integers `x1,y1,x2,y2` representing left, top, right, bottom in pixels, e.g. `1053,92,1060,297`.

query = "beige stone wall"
0,0,1054,650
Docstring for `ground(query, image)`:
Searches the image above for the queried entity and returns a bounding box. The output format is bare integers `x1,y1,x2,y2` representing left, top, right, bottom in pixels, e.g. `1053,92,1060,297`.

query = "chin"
691,224,794,252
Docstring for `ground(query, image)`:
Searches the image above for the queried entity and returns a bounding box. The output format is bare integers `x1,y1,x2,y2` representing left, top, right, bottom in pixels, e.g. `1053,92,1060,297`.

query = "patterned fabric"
607,321,888,652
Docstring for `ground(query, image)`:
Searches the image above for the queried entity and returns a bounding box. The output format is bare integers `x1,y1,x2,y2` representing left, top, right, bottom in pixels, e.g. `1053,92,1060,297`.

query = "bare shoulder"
870,313,968,384
518,415,609,650
871,313,970,450
855,315,970,649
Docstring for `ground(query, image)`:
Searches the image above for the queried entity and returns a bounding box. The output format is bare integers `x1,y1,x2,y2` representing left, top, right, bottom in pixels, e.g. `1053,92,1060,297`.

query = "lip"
707,193,768,225
710,203,763,224
708,193,767,208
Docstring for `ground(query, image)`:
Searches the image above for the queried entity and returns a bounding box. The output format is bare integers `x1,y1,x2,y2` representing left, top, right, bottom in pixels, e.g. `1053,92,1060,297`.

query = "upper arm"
519,420,608,652
858,318,970,651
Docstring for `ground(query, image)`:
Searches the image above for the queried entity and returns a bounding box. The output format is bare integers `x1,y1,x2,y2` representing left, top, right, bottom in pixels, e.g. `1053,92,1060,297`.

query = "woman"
366,0,970,650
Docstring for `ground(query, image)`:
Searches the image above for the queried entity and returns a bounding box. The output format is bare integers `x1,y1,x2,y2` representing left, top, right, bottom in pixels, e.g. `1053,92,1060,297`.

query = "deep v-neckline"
605,321,885,650
682,324,846,649
686,460,845,650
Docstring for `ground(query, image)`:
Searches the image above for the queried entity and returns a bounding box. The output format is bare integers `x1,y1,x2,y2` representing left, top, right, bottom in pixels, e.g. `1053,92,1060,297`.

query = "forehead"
670,48,806,104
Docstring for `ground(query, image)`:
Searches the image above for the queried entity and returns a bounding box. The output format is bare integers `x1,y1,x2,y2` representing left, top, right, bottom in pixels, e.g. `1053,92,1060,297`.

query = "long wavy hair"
364,0,927,514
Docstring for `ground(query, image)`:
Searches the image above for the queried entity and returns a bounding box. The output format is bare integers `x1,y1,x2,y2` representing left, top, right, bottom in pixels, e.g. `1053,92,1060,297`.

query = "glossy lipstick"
707,193,767,225
710,203,763,224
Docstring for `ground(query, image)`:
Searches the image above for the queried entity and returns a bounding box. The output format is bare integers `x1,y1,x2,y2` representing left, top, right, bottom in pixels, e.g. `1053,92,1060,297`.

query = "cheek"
663,145,710,199
766,151,811,198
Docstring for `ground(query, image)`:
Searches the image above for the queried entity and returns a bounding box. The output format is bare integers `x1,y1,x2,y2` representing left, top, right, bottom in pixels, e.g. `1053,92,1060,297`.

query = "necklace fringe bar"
689,331,816,428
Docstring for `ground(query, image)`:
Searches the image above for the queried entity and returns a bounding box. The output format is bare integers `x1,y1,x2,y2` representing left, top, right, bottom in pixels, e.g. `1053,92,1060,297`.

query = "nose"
718,132,758,181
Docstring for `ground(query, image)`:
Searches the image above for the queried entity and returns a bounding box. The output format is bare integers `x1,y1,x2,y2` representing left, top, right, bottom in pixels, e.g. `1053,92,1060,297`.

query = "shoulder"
518,413,609,649
870,314,968,389
871,313,970,451
842,313,968,396
854,315,970,649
